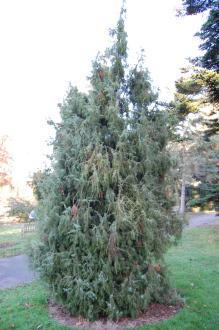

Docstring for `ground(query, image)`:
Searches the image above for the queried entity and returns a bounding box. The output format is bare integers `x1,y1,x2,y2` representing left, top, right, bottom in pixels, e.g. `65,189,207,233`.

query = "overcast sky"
0,0,206,185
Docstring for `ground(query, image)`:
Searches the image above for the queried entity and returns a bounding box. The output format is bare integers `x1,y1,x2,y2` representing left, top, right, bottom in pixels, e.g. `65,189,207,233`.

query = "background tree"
173,66,219,210
174,66,219,117
0,135,12,187
180,0,218,14
32,7,182,320
29,169,51,201
179,0,219,72
169,117,211,214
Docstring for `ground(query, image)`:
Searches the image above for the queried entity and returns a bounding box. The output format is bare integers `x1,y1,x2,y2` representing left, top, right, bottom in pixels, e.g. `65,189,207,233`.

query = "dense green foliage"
30,169,51,201
32,8,182,320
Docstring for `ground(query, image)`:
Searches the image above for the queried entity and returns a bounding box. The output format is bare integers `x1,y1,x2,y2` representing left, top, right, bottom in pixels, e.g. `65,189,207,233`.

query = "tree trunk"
179,179,186,215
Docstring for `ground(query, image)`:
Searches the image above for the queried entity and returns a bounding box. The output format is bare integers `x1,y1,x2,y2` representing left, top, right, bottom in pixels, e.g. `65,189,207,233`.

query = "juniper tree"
32,7,182,320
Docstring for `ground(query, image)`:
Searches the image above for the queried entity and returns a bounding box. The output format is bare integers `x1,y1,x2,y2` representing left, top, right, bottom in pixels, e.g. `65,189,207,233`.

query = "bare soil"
49,301,181,330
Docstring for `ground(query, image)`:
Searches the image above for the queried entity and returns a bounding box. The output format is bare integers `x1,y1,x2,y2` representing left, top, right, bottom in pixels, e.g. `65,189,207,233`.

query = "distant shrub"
29,169,51,201
7,197,34,222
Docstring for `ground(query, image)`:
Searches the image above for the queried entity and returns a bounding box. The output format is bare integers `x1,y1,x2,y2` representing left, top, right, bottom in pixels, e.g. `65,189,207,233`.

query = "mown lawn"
0,225,219,329
0,223,36,257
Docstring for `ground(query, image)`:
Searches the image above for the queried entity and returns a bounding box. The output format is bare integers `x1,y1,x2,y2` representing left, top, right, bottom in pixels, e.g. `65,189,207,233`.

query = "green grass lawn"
0,225,219,329
0,223,36,257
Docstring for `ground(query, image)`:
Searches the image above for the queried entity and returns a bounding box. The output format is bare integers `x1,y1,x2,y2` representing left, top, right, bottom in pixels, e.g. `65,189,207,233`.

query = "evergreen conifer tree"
173,66,219,210
32,7,182,320
179,0,219,72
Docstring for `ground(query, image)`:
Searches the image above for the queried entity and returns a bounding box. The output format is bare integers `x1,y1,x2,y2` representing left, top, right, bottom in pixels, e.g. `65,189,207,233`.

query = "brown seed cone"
154,263,161,273
71,204,78,218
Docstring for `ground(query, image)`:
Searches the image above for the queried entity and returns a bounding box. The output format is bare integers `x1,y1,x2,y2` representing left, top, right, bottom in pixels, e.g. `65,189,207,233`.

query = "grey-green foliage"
32,7,182,320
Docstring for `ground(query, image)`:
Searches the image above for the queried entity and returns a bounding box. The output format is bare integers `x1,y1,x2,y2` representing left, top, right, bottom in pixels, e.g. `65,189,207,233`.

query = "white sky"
0,0,206,185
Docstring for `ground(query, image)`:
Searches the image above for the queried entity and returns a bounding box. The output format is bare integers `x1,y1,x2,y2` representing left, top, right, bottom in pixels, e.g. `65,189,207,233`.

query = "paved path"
187,213,219,228
0,214,219,290
0,254,36,289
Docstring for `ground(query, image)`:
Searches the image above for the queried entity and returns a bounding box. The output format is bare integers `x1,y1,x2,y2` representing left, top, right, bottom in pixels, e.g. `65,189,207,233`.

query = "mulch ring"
0,242,15,249
49,301,181,330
